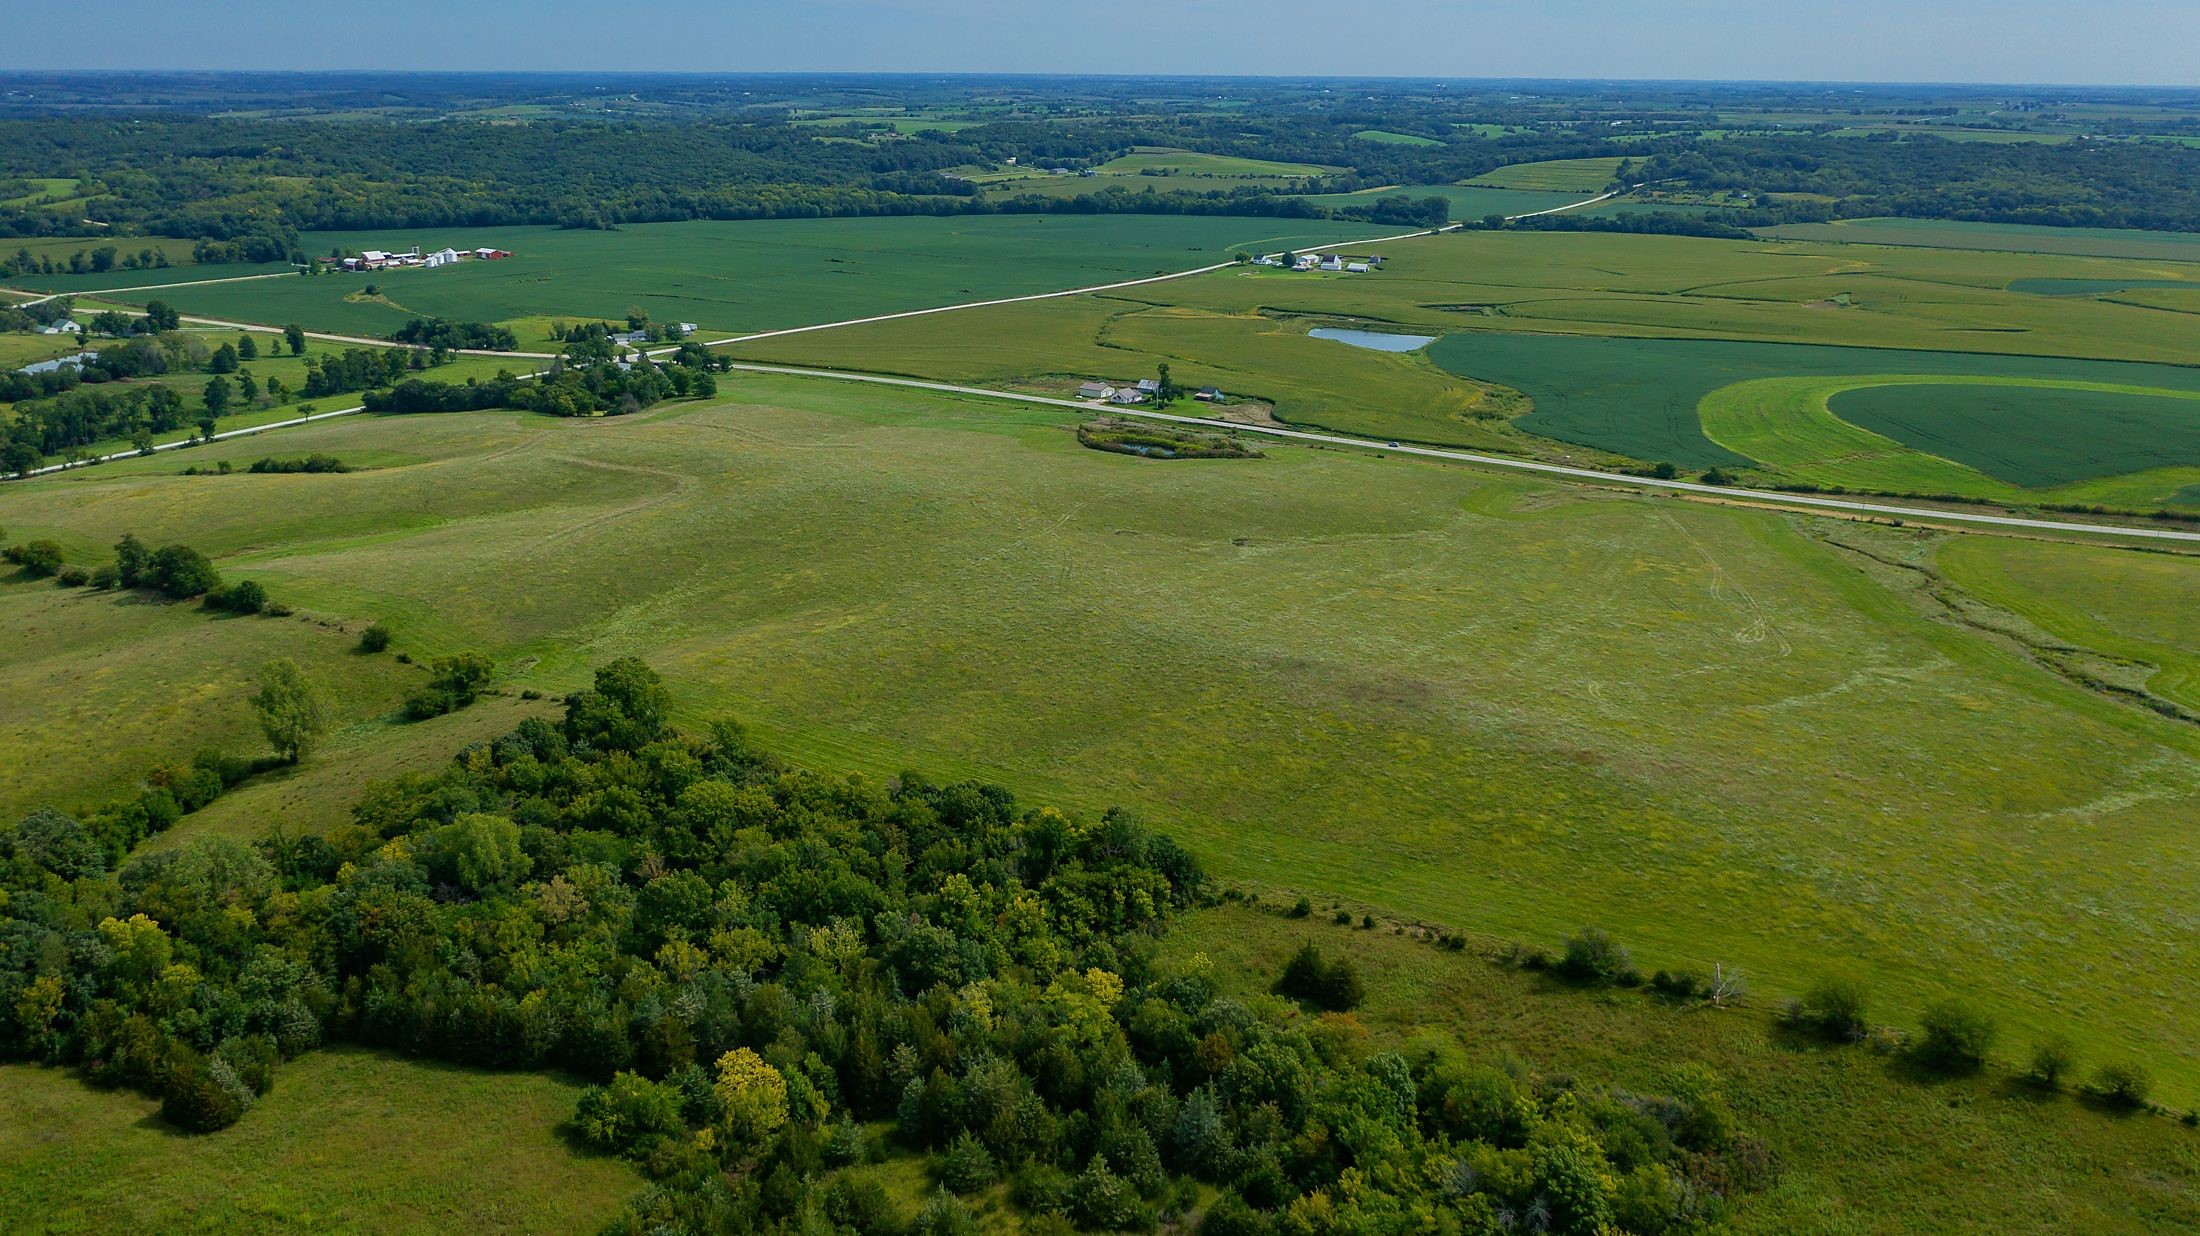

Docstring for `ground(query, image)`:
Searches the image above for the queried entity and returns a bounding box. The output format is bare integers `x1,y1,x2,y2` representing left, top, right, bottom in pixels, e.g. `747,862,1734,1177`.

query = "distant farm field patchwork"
9,215,1400,338
1293,184,1592,219
1758,217,2200,263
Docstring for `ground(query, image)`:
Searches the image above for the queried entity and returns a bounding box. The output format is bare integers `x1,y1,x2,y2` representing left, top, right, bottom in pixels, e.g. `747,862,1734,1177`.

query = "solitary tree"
283,323,307,356
236,334,258,361
208,342,239,374
203,376,232,416
249,658,326,763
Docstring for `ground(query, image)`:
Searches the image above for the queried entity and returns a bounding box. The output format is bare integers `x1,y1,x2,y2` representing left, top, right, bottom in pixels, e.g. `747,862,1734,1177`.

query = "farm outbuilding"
1078,382,1116,400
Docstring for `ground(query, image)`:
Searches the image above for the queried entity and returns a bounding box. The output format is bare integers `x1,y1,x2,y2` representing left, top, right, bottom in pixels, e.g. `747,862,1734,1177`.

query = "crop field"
1756,217,2200,262
1464,156,1629,191
1829,382,2200,488
1173,906,2200,1234
1429,334,2200,500
723,227,2200,499
8,376,2200,1103
6,215,1398,338
0,1050,638,1232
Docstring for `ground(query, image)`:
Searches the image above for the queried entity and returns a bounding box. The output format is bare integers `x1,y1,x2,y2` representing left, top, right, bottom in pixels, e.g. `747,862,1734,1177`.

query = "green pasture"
1756,217,2200,263
1292,184,1592,219
1465,156,1629,191
0,177,82,207
1352,129,1443,146
0,235,208,284
0,568,418,823
0,1050,638,1232
8,216,1397,337
1936,537,2200,715
1174,906,2200,1234
8,376,2200,1102
1095,146,1335,177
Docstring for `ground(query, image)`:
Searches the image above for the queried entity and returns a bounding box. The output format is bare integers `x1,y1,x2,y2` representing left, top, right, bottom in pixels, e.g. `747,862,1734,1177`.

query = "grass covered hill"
4,376,2199,1110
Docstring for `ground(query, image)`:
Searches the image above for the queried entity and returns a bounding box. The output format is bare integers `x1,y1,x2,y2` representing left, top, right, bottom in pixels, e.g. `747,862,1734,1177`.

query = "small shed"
1195,387,1222,402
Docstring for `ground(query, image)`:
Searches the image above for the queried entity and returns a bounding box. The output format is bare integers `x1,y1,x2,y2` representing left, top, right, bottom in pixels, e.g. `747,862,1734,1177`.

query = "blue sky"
5,0,2197,85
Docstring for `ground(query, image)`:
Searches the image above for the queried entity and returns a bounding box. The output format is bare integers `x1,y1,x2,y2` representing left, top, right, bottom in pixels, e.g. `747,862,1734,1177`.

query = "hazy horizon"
2,0,2195,88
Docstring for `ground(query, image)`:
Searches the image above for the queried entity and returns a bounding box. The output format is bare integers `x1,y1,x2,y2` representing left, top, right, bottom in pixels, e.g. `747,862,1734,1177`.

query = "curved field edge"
1698,374,2200,501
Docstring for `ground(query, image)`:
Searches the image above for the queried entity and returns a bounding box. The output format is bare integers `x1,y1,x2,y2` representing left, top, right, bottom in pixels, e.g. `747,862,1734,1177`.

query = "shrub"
208,579,268,614
6,539,64,577
147,544,220,598
1790,977,1869,1042
573,1071,686,1156
1558,927,1640,986
2026,1036,2076,1089
913,1190,981,1236
357,622,392,653
404,651,495,720
1011,1164,1074,1217
937,1130,997,1194
1276,943,1363,1012
1288,896,1312,918
1651,968,1705,1000
1071,1155,1141,1231
55,564,89,587
160,1051,252,1131
1332,909,1353,926
2089,1061,2153,1111
90,564,119,589
1914,1001,1996,1074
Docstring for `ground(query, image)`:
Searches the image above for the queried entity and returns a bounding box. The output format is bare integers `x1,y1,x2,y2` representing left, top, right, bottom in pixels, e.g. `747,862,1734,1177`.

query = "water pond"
1308,327,1435,352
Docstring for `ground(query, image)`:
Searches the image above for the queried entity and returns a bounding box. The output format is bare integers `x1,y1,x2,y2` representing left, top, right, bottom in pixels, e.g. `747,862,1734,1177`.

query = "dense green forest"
0,660,1767,1234
7,77,2200,247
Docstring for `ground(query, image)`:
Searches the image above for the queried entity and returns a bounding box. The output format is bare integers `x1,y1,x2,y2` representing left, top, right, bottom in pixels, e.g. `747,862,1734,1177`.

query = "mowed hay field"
7,376,2200,1102
0,1049,638,1233
9,215,1399,338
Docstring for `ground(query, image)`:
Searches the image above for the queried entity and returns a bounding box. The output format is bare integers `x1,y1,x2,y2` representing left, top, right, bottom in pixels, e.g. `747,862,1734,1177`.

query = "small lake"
1308,327,1435,352
16,350,100,376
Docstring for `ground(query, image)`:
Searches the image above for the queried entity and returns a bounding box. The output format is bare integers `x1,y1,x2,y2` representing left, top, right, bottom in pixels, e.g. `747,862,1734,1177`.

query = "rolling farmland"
7,375,2200,1105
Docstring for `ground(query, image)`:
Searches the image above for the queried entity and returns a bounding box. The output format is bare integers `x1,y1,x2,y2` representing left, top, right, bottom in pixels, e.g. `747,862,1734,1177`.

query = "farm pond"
1308,327,1437,352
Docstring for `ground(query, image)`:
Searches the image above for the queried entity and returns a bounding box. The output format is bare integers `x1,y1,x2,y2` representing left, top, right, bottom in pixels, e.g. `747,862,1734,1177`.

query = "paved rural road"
715,361,2200,545
5,270,305,307
15,402,371,478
